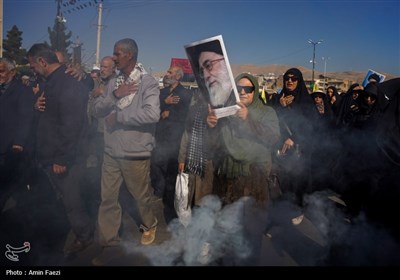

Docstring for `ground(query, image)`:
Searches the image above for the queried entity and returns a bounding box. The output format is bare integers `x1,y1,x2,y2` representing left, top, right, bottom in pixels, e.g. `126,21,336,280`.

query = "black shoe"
91,246,124,266
65,238,93,255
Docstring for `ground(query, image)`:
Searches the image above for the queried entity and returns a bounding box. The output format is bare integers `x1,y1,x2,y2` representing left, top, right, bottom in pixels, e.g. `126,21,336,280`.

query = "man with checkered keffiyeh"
91,38,160,264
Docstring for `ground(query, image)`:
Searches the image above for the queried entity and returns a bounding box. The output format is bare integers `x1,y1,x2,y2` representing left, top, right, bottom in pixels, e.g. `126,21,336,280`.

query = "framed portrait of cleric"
185,35,240,118
361,69,386,87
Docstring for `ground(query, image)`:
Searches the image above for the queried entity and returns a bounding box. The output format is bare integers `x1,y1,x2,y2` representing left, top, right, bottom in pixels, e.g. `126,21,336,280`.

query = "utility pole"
322,57,330,89
95,2,103,67
72,36,82,65
322,56,331,78
55,0,62,51
308,39,323,84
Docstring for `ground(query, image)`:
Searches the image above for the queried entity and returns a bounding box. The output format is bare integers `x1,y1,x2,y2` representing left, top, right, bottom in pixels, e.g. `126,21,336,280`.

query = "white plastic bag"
174,172,191,227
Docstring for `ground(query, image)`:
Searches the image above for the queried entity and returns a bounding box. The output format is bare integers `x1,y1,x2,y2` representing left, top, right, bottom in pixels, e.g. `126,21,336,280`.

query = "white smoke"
122,195,253,266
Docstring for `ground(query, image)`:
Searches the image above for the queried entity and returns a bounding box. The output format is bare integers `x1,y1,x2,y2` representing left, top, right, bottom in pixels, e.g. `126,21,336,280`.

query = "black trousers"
0,151,33,211
41,162,94,242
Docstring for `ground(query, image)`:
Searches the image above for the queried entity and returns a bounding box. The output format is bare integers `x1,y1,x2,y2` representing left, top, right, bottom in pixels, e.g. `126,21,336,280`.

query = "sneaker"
141,226,157,245
291,214,304,225
91,246,123,266
198,242,211,265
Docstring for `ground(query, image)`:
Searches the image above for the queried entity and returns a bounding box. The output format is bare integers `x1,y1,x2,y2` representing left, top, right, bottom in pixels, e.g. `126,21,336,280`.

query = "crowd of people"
0,37,399,266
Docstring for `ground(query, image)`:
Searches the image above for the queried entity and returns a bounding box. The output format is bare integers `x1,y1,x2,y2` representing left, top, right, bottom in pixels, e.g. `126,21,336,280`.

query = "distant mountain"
230,64,397,84
154,64,397,84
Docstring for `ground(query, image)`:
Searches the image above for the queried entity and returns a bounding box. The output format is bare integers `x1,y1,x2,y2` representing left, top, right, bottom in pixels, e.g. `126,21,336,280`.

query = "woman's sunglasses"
237,85,255,94
284,76,299,82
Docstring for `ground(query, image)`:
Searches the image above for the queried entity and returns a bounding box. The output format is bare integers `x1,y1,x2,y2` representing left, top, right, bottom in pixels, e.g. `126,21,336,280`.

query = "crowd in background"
1,40,400,266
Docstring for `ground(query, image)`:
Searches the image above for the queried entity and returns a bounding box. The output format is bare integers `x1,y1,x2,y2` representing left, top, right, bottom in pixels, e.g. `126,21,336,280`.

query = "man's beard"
207,71,232,107
164,77,177,87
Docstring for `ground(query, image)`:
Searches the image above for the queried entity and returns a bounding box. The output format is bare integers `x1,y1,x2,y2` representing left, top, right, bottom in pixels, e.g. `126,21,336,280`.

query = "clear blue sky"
4,0,400,75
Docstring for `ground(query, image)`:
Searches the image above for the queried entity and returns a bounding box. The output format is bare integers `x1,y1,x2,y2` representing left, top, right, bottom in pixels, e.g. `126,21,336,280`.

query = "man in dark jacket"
0,57,35,211
151,66,192,206
27,44,93,256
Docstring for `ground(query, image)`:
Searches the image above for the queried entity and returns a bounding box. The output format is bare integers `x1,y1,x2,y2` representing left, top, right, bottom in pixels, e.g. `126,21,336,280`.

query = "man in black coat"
27,44,93,257
151,66,192,208
0,57,35,212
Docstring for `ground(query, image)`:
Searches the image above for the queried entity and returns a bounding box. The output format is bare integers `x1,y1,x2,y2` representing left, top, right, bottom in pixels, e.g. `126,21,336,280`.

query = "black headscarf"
335,83,362,127
276,68,319,146
281,68,313,107
326,85,341,115
374,78,400,166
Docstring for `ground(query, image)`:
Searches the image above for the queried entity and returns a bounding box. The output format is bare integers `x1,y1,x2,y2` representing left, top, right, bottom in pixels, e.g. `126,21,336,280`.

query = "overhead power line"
60,0,102,15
